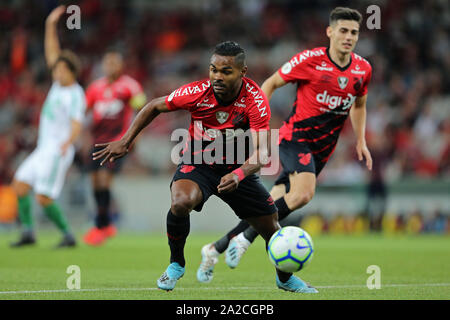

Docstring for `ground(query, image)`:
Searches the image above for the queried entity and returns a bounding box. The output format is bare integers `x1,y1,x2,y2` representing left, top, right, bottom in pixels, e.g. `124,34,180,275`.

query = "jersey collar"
213,80,245,107
326,47,353,72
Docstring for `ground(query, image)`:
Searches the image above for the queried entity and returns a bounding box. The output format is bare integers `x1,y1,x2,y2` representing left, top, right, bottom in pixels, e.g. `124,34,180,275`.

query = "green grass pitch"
0,232,449,300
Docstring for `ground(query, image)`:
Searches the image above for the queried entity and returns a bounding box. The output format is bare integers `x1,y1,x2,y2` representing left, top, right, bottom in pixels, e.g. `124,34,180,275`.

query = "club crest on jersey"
337,76,349,89
216,111,229,124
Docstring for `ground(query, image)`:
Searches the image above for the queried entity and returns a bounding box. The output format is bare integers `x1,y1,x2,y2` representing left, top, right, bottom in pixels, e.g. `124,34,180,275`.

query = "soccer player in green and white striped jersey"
10,6,85,248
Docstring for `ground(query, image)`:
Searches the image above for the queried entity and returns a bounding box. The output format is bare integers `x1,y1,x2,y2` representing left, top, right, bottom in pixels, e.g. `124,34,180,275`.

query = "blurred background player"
10,6,85,248
83,50,146,246
197,7,373,280
93,41,318,293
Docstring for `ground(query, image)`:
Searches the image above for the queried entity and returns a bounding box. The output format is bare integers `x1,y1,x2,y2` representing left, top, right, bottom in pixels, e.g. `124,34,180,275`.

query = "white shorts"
14,146,75,199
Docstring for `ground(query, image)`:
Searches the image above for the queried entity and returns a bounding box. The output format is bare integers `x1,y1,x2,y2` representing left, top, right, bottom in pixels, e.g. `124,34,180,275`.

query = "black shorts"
86,146,126,173
171,163,277,220
274,140,327,191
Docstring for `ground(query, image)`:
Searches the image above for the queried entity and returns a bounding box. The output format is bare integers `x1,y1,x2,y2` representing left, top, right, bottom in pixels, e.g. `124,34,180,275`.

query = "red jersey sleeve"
165,81,207,111
85,83,97,109
247,91,271,131
128,77,144,97
357,64,372,97
278,51,312,83
122,76,146,109
122,76,144,99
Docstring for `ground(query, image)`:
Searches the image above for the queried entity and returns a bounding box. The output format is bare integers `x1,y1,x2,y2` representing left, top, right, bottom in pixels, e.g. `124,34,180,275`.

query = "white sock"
208,243,220,256
236,232,251,247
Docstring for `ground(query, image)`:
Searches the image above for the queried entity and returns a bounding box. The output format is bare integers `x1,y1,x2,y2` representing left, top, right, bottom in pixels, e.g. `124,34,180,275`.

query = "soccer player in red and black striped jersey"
83,51,146,246
93,41,318,293
198,7,374,278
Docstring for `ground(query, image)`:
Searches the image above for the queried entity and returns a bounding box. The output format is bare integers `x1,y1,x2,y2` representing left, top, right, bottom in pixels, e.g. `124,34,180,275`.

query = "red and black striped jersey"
278,47,372,162
86,75,144,144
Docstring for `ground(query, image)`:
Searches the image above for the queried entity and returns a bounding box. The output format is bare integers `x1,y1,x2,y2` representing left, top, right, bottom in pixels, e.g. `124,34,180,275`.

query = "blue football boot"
157,262,185,291
276,274,319,293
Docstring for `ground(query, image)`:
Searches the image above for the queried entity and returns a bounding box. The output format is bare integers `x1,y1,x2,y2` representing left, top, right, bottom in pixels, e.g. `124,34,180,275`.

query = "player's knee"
170,196,196,216
286,188,315,209
92,169,113,190
94,176,112,190
35,194,53,207
12,180,30,198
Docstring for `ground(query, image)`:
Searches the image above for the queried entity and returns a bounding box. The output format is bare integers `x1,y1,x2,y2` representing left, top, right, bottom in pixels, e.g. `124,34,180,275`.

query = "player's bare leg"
245,213,318,293
284,172,316,211
270,183,287,200
158,179,203,291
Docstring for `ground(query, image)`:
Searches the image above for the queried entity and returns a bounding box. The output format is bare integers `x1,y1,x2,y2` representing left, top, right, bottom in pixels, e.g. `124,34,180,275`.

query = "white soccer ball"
267,226,314,273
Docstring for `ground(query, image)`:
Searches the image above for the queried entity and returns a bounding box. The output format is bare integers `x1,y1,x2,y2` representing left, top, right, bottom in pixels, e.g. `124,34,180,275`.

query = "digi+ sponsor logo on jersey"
94,100,124,118
316,90,356,110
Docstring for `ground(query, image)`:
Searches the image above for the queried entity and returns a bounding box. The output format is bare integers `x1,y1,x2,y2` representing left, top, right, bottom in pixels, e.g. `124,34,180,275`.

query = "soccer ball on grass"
267,226,314,273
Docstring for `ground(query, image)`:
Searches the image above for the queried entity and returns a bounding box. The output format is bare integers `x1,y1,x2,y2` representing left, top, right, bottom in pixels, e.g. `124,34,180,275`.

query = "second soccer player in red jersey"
198,7,374,280
83,50,146,246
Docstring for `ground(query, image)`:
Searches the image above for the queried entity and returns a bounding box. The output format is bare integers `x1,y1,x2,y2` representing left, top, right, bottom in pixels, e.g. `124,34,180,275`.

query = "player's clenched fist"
92,140,129,166
217,173,240,194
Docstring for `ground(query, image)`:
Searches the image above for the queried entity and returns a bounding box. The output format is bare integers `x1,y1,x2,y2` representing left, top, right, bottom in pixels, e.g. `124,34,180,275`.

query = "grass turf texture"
0,232,449,300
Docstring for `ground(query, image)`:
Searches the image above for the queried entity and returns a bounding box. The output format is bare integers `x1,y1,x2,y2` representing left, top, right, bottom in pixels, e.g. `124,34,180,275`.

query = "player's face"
52,60,75,86
102,53,123,79
327,20,360,54
209,54,247,100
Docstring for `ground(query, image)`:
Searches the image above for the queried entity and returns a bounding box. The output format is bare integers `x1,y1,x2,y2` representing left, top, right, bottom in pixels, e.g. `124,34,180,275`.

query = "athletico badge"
216,111,229,124
337,76,349,89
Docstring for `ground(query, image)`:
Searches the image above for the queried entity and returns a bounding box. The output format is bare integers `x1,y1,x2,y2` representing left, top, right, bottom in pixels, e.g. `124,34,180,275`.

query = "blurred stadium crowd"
0,0,448,187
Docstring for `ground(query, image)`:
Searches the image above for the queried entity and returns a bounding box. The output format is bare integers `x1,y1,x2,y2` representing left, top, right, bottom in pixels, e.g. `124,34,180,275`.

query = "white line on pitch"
0,283,449,295
316,283,450,289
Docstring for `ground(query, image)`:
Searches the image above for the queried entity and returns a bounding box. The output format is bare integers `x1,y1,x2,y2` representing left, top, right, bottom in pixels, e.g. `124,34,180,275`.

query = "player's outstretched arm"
45,5,65,68
92,96,170,166
350,94,372,170
261,71,287,101
217,130,271,193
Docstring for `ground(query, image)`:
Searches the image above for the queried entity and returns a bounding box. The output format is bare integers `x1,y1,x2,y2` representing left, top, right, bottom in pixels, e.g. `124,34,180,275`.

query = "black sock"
166,210,190,267
242,197,294,244
214,220,250,253
243,226,259,243
276,268,292,282
94,189,111,228
275,197,292,220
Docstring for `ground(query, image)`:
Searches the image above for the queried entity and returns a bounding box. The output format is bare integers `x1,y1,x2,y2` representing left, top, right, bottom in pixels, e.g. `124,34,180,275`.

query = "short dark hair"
105,45,125,58
329,7,363,25
55,49,81,78
213,41,246,68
